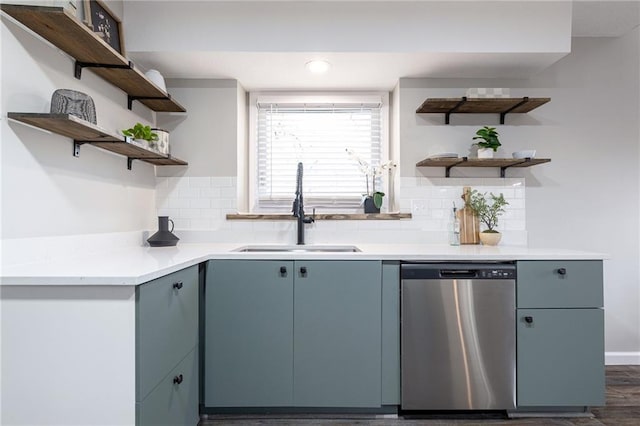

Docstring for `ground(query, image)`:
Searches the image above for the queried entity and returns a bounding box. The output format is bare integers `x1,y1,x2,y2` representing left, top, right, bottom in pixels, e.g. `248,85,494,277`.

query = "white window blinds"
254,97,384,211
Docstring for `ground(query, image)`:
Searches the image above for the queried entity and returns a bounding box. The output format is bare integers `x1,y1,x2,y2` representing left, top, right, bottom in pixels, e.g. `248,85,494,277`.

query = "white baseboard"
605,352,640,365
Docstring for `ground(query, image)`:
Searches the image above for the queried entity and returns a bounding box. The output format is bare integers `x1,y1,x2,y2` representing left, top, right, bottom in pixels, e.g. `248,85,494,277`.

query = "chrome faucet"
292,162,314,245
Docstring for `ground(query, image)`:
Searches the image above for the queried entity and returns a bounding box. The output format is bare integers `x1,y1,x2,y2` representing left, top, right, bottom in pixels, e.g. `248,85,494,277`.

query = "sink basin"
232,244,361,253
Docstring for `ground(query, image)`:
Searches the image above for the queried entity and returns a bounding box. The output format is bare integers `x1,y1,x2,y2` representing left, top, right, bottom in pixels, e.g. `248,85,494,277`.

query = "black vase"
363,197,380,214
147,216,179,247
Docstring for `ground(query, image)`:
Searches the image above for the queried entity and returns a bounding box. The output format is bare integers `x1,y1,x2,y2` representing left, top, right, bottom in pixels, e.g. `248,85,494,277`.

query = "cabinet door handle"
300,266,307,276
524,316,534,324
280,266,287,276
173,374,183,385
173,281,183,290
557,268,567,276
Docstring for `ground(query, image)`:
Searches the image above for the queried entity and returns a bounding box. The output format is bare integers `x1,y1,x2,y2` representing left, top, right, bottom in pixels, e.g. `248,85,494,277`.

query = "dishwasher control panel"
478,268,516,279
401,263,516,280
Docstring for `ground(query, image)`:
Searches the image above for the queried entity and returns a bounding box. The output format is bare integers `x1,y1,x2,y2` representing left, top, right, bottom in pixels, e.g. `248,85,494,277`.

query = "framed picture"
83,0,125,55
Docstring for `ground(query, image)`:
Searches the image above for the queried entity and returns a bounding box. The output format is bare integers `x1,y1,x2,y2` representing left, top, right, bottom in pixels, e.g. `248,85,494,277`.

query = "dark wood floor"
200,366,640,425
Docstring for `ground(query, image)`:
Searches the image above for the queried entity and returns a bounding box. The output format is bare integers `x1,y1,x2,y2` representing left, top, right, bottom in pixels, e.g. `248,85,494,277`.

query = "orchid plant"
346,148,396,208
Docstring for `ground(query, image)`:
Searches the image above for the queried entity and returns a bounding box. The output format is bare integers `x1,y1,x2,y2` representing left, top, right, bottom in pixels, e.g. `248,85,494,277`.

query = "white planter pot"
479,232,502,246
477,148,494,159
134,138,159,153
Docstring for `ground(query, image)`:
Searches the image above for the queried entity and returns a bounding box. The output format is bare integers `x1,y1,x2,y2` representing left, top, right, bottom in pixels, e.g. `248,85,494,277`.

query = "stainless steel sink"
232,244,361,253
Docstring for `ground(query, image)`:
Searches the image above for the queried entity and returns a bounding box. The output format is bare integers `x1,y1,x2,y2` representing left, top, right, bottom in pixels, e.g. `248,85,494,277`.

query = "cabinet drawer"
136,266,199,400
137,348,199,426
516,261,603,308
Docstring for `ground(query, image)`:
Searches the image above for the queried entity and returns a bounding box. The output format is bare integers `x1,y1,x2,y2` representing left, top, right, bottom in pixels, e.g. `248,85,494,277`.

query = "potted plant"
472,126,501,158
465,189,509,245
346,149,396,213
122,123,159,151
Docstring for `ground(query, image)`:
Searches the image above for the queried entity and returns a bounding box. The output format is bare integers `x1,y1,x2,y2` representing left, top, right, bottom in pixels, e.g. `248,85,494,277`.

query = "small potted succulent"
465,189,509,245
122,123,159,151
472,126,501,158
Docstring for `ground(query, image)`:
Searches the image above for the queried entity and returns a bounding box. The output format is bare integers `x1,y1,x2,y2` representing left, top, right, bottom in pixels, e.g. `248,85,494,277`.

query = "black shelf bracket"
500,97,529,124
445,97,468,125
127,94,170,110
500,158,532,178
73,141,84,157
74,60,133,79
127,157,135,170
445,157,468,177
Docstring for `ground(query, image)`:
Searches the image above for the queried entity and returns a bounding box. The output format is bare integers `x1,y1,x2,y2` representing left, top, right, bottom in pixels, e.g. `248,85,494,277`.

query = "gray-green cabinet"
205,259,386,408
293,261,381,407
204,260,294,407
136,266,200,426
516,261,605,407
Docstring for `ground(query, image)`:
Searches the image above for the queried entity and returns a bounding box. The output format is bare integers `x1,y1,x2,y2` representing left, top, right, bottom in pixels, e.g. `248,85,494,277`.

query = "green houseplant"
472,126,501,158
122,123,159,149
465,189,509,245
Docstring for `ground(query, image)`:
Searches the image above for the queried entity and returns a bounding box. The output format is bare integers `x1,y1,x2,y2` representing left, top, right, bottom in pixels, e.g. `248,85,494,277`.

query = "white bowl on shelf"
144,69,167,92
512,150,536,159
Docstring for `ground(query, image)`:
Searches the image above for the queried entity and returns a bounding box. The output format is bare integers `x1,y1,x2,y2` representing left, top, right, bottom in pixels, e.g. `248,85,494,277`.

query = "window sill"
226,213,412,221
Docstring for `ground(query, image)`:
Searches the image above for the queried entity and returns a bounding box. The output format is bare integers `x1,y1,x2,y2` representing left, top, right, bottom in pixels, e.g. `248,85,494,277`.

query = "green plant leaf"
373,192,384,209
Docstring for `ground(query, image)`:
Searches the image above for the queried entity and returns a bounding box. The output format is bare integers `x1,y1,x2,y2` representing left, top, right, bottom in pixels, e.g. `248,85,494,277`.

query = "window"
249,93,389,212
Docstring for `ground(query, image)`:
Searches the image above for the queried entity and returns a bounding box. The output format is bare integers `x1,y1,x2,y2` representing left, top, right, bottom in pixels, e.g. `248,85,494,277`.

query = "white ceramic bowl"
144,69,167,92
512,150,536,159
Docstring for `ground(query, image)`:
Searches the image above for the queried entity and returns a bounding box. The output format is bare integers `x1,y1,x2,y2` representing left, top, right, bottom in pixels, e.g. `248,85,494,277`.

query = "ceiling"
126,1,640,90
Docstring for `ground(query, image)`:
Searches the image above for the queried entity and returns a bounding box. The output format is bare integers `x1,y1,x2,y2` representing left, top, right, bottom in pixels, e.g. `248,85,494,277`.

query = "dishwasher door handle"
440,270,477,279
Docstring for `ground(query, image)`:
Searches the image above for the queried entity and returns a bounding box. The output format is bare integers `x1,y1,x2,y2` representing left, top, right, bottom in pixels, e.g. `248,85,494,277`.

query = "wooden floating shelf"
8,113,188,169
1,4,186,113
226,213,412,221
416,97,550,124
416,157,551,178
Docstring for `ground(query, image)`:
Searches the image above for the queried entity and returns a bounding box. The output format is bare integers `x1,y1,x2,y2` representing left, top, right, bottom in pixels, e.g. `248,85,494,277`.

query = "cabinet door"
205,260,294,407
137,348,199,426
293,260,382,407
517,308,605,407
136,266,199,401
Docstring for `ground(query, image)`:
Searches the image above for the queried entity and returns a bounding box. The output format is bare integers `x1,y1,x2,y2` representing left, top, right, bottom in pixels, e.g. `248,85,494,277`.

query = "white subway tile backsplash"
219,187,237,198
177,187,200,198
211,198,235,209
212,177,234,187
189,177,212,188
190,198,211,209
170,178,191,190
431,209,445,219
179,208,202,219
169,198,191,209
172,218,191,229
200,187,221,198
189,218,213,229
157,208,180,218
155,175,528,244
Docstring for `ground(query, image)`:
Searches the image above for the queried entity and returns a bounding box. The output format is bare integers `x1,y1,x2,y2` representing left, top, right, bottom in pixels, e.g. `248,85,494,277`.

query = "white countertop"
0,243,607,286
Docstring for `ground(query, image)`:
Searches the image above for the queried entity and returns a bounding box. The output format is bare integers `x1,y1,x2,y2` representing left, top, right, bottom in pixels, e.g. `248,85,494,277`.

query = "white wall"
156,79,239,178
1,2,158,241
526,33,639,359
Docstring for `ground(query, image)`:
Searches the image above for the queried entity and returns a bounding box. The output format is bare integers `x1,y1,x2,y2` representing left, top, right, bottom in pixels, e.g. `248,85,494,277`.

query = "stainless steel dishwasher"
401,263,516,410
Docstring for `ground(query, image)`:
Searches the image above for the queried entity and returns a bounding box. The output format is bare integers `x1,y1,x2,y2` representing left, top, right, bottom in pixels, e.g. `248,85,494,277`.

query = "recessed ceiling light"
305,60,331,74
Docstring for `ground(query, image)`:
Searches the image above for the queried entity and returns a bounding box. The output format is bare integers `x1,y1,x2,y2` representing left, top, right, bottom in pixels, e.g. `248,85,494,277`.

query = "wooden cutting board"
457,187,480,245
